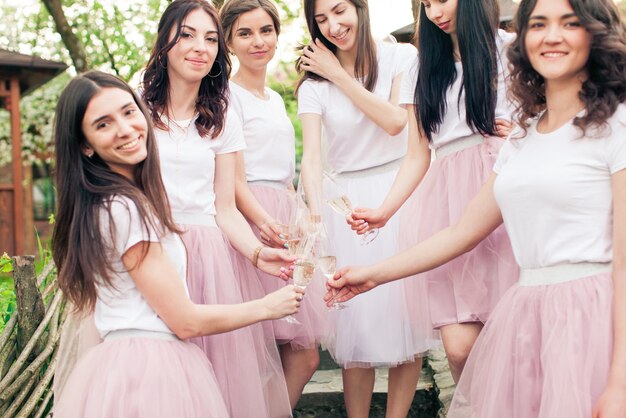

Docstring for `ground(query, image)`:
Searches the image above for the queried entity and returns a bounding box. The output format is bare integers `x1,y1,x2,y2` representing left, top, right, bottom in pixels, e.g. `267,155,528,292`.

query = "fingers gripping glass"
323,172,378,245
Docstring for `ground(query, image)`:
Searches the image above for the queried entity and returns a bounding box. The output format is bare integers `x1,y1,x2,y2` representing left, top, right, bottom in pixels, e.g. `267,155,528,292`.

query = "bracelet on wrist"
252,245,264,268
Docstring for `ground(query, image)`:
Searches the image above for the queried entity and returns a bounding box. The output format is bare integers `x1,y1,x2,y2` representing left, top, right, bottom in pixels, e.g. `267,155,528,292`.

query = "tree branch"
40,0,89,72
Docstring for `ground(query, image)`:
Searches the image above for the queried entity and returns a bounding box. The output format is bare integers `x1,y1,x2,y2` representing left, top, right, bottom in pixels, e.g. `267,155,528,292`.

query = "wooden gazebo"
0,49,67,256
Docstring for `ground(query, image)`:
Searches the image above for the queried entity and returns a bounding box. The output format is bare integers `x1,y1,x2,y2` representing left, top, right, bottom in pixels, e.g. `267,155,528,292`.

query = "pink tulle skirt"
54,336,229,417
232,184,327,349
400,137,518,328
180,224,291,418
53,309,102,401
447,272,613,418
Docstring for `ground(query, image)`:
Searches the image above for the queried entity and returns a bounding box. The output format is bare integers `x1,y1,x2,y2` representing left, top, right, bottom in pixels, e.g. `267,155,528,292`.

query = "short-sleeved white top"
229,82,296,186
399,29,515,149
297,42,416,173
94,196,188,338
493,105,626,270
156,111,246,217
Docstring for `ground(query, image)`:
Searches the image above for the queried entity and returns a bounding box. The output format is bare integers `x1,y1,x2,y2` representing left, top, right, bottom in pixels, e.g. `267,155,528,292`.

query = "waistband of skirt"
518,262,611,286
172,212,217,227
331,158,402,179
247,179,290,190
433,135,484,159
104,329,180,342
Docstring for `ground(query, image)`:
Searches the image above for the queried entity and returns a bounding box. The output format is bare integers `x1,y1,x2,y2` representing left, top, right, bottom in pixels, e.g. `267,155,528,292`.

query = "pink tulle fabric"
232,184,328,349
447,272,613,418
53,309,102,401
54,337,229,418
400,137,518,327
180,224,291,418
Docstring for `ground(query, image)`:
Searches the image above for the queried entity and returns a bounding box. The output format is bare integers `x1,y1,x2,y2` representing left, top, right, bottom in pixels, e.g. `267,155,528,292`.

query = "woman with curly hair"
141,1,293,416
330,0,626,416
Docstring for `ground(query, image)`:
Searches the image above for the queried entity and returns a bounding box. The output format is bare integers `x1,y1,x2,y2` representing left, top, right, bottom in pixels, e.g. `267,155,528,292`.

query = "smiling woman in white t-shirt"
220,0,329,408
296,0,437,416
51,71,302,417
140,1,296,417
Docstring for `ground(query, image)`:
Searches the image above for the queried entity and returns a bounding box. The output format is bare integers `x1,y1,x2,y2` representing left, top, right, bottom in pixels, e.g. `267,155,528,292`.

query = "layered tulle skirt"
400,136,518,328
447,269,613,418
322,161,438,368
54,335,229,418
180,224,291,418
231,183,327,349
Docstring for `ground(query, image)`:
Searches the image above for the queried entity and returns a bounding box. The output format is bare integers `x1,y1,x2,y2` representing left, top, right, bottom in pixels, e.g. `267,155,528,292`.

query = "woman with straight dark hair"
296,1,436,416
220,0,328,407
330,0,626,416
141,0,293,416
52,70,302,417
351,0,518,383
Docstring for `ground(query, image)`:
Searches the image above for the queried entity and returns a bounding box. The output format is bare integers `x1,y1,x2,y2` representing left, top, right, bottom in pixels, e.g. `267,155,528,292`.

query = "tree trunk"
12,256,45,360
40,0,89,72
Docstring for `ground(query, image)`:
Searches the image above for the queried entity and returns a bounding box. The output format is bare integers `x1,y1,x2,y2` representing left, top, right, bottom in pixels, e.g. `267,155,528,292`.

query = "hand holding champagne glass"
323,172,379,245
316,255,346,310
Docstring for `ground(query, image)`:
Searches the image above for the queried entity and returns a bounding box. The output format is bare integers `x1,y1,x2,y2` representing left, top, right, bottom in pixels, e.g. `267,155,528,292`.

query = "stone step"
293,353,442,418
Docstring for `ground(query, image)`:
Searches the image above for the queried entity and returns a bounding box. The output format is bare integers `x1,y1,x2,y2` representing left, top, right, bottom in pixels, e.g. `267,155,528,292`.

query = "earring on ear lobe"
85,149,94,158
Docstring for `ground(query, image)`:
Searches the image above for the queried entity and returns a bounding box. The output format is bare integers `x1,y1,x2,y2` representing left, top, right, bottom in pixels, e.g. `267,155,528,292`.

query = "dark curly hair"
142,0,231,139
508,0,626,134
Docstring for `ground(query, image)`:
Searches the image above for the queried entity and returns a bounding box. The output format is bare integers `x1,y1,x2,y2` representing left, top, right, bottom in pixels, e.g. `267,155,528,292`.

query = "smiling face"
422,0,458,35
166,8,220,84
525,0,592,86
81,88,148,180
229,7,277,71
313,0,359,52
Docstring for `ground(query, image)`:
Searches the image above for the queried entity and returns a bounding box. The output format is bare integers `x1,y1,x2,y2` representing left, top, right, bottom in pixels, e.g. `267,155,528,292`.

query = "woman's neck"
451,33,460,62
167,76,200,120
540,76,586,132
337,47,358,77
232,64,267,98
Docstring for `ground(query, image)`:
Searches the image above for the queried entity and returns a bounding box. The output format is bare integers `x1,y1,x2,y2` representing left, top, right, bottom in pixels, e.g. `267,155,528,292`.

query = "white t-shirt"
94,196,188,337
156,111,246,218
399,29,515,149
493,105,626,270
229,82,296,186
297,42,416,173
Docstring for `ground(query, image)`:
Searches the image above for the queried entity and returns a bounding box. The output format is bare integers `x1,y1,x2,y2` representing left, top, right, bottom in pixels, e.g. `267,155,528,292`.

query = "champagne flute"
323,172,379,245
316,255,347,310
282,259,316,324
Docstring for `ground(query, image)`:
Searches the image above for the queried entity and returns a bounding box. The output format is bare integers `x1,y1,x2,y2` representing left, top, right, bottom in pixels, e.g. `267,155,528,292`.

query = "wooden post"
10,78,25,256
11,256,45,359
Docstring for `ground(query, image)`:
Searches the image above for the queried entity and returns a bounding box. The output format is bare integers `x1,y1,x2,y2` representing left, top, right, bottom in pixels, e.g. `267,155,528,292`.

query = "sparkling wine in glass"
323,173,379,245
293,260,315,289
316,255,347,310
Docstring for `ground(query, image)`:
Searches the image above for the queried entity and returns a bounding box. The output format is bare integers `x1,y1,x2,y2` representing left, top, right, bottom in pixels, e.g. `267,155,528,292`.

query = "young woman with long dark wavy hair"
330,0,626,416
351,0,519,383
296,0,436,416
52,71,302,417
141,1,294,416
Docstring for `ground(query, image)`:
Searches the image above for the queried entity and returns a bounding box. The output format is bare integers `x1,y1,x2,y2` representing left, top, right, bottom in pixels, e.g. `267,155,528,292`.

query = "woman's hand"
592,385,626,418
495,118,513,139
349,207,390,234
300,39,347,84
257,247,295,281
258,220,286,249
324,265,377,305
262,285,305,320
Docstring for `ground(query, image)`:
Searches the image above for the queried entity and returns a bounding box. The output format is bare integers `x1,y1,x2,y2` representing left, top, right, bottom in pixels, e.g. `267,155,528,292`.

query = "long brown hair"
295,0,378,93
52,71,179,312
508,0,626,134
142,0,231,138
